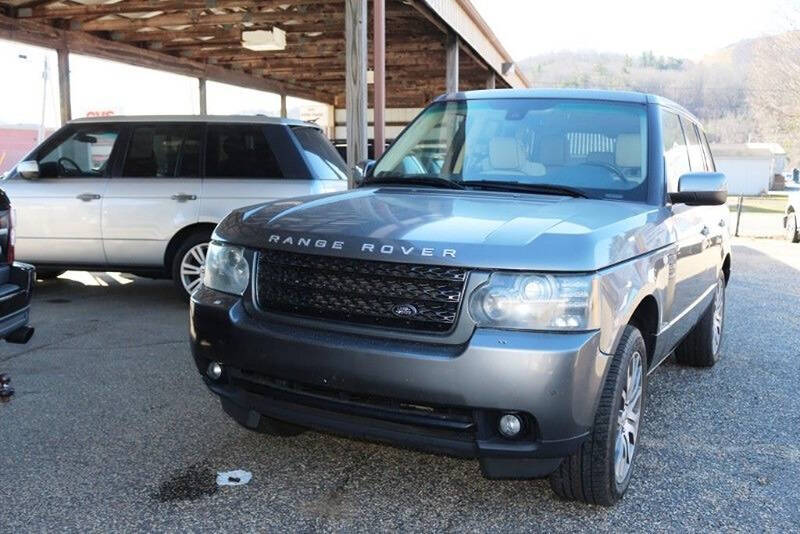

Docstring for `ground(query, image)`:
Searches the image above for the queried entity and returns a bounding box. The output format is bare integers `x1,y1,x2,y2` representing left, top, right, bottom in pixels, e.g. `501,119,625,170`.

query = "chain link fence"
727,195,789,239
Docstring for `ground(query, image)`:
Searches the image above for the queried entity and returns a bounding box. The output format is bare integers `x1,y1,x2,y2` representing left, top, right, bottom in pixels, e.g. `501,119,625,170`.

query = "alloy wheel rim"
180,243,208,295
615,351,643,485
712,278,725,354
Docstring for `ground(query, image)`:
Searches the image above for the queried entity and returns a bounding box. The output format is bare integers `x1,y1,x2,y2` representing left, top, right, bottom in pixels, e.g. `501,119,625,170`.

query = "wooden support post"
328,104,336,139
198,77,207,115
446,33,459,94
486,71,496,90
345,0,368,187
280,93,287,118
56,48,71,124
373,0,386,159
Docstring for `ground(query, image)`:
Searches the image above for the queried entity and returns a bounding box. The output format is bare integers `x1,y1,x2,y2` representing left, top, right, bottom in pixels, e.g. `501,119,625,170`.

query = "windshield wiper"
464,181,588,198
364,174,465,190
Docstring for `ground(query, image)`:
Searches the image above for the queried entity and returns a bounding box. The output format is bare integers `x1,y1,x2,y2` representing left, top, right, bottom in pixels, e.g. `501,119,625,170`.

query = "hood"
214,187,672,271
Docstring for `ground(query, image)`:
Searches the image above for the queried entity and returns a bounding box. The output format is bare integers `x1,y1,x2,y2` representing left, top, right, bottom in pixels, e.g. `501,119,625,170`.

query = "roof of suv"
437,88,697,122
68,115,317,128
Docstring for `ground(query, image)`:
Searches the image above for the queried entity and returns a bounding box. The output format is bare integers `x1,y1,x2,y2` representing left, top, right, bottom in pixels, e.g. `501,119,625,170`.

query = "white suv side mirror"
17,161,40,180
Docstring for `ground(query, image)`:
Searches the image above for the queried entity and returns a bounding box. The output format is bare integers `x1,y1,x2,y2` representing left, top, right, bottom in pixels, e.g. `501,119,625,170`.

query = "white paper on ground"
216,469,252,486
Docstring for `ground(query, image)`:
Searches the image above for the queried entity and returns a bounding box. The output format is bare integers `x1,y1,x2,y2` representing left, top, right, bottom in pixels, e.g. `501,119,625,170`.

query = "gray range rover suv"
190,89,731,505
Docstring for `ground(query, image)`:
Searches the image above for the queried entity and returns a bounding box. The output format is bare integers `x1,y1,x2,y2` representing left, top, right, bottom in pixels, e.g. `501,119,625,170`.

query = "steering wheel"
57,157,82,177
578,161,631,183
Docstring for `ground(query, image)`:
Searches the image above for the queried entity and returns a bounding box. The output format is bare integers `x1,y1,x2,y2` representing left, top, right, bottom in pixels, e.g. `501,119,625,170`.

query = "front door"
4,124,120,265
102,124,202,266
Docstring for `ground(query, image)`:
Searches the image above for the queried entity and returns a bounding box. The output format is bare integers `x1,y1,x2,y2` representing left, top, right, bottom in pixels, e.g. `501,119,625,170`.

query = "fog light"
498,413,522,437
207,361,223,380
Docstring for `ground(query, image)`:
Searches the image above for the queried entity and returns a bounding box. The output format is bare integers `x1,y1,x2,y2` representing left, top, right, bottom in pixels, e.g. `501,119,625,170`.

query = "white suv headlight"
468,272,599,330
202,242,250,296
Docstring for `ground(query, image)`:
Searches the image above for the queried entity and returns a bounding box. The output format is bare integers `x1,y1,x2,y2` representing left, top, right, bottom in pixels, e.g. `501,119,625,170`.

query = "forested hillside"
520,32,800,166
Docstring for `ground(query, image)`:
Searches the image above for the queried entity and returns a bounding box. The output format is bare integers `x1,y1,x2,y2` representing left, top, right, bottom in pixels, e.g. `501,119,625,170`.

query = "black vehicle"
0,189,35,345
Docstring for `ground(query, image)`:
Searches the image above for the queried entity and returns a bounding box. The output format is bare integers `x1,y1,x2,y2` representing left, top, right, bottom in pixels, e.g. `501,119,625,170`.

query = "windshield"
371,98,649,201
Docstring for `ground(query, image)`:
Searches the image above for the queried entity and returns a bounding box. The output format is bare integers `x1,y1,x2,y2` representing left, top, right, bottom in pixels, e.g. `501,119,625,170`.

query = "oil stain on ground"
155,464,218,502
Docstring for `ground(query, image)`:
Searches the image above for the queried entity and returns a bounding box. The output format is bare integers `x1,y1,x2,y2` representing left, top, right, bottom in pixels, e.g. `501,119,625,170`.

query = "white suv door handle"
76,193,101,201
171,194,197,202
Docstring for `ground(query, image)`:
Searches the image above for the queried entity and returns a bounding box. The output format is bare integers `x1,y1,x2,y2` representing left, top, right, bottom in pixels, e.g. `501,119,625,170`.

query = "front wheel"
786,213,799,243
171,231,210,298
549,325,647,505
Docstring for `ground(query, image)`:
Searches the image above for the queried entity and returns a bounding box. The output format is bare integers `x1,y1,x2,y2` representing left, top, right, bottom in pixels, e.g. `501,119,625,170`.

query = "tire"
221,398,305,437
786,212,800,243
549,325,647,505
675,271,726,368
36,269,65,281
170,231,210,298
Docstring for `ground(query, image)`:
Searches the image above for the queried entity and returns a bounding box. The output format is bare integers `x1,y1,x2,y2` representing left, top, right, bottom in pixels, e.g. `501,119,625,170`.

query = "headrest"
538,135,566,166
616,133,641,167
489,137,521,170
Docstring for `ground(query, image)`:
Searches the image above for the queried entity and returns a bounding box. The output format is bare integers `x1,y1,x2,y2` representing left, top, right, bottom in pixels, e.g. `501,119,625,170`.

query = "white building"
711,143,786,195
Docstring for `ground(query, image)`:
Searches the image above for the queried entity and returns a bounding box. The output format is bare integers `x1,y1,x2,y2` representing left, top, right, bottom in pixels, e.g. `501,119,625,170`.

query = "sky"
472,0,796,60
0,0,797,129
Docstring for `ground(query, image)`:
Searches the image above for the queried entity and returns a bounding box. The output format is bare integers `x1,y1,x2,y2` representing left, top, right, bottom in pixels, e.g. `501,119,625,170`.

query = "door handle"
171,194,197,202
700,226,710,236
76,193,101,202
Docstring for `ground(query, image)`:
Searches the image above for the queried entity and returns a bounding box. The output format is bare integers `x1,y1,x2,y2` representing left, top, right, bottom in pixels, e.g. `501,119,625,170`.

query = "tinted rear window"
291,126,348,180
205,125,283,178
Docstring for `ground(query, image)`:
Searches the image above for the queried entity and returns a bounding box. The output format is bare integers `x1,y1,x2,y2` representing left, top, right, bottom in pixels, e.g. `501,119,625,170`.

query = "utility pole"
38,56,48,143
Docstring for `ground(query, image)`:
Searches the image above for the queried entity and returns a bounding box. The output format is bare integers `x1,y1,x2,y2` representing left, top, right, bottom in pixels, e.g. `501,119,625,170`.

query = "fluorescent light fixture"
241,27,287,51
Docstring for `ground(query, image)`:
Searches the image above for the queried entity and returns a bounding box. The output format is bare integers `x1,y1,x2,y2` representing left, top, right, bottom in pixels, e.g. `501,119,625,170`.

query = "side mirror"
669,172,727,206
17,160,40,180
352,159,375,186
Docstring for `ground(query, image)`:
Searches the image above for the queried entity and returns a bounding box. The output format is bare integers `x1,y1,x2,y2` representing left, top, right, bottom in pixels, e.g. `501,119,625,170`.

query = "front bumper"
190,286,612,478
0,262,35,341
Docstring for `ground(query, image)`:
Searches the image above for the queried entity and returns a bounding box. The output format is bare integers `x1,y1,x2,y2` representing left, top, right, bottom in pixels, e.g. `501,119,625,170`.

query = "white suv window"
206,125,283,178
38,127,119,178
122,125,200,178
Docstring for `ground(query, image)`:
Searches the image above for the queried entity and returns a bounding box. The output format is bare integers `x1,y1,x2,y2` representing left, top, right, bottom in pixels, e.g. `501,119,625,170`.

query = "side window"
38,126,120,178
205,125,283,178
291,126,348,180
700,131,716,172
122,125,188,177
177,128,202,178
681,118,706,172
661,110,690,192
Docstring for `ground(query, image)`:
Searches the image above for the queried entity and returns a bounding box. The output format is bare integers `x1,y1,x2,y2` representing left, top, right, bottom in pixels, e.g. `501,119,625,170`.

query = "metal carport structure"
0,0,530,183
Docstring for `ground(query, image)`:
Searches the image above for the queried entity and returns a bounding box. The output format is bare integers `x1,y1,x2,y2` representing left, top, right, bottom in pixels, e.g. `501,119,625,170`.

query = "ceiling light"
241,28,287,51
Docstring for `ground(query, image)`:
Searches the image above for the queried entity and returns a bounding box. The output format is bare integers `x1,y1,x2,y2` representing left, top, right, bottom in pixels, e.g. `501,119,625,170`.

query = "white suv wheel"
180,242,208,295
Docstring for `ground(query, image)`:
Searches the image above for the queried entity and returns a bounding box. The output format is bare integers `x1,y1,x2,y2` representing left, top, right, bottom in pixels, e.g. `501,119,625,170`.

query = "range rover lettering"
190,90,731,505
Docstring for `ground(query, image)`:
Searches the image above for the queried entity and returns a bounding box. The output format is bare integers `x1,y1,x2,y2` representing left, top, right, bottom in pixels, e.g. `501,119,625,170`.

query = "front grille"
256,249,469,332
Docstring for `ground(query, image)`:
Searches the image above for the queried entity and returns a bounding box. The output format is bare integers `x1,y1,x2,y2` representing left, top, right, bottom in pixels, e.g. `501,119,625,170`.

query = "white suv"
1,116,348,296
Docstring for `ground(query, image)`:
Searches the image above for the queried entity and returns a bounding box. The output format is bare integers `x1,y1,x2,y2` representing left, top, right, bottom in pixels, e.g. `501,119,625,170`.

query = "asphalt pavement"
1,238,799,532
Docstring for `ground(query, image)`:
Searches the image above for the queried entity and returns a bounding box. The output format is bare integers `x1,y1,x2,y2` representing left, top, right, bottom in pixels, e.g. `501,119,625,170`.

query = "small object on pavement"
216,469,252,487
0,373,10,385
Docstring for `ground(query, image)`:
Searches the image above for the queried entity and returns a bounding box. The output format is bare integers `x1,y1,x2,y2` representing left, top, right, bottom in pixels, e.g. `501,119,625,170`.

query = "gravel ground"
1,238,799,532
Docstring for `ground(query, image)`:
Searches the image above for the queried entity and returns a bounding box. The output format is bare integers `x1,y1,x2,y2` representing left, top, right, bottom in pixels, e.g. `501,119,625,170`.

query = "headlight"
468,272,598,330
202,242,250,296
